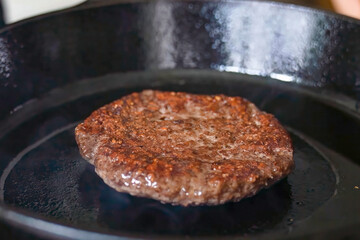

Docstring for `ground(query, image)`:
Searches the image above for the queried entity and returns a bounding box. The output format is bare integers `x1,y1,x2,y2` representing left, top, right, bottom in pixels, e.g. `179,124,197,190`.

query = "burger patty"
75,90,294,206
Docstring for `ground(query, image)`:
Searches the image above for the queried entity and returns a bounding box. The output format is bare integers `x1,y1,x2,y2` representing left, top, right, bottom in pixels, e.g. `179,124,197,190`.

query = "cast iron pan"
0,0,359,239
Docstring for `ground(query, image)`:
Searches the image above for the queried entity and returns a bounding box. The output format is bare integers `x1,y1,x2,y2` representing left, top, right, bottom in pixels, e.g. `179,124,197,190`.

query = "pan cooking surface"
1,124,335,235
0,70,359,238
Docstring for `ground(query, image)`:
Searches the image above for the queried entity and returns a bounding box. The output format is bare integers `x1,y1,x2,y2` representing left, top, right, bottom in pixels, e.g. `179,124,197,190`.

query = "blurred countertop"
1,0,359,26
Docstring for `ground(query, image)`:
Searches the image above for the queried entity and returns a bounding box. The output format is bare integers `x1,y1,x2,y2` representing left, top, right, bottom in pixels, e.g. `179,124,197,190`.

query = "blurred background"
1,0,360,26
279,0,360,19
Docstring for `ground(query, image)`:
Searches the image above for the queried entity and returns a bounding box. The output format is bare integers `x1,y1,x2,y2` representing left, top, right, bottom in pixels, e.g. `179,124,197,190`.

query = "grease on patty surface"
75,90,294,206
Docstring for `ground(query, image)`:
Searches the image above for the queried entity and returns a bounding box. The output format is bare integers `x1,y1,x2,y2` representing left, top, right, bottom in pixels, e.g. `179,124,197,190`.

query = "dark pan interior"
0,70,359,239
0,0,359,239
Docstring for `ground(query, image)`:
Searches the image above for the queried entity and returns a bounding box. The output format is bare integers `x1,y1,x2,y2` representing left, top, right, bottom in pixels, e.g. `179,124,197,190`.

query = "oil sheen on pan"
75,90,294,206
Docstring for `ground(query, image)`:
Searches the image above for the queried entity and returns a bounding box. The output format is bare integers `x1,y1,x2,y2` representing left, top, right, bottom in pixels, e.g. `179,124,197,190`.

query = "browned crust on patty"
75,90,294,206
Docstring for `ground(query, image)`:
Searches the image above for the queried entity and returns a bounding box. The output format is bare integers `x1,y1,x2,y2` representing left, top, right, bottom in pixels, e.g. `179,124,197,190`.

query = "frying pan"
0,0,359,239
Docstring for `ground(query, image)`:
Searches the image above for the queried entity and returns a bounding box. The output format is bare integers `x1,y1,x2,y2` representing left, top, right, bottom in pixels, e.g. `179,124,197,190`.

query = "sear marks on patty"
75,90,294,206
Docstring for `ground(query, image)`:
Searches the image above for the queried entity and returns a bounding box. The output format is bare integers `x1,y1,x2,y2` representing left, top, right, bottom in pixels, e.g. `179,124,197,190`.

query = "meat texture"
75,90,294,206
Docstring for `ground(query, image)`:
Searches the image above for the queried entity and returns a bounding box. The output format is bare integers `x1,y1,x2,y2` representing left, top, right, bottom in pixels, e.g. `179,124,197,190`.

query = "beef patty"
75,90,294,206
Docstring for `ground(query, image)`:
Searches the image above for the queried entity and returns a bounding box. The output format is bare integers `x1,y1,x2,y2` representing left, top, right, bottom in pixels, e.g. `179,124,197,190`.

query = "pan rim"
0,0,360,34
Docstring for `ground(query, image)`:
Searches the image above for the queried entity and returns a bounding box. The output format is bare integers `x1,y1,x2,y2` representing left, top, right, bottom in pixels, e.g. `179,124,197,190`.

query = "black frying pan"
0,0,359,239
